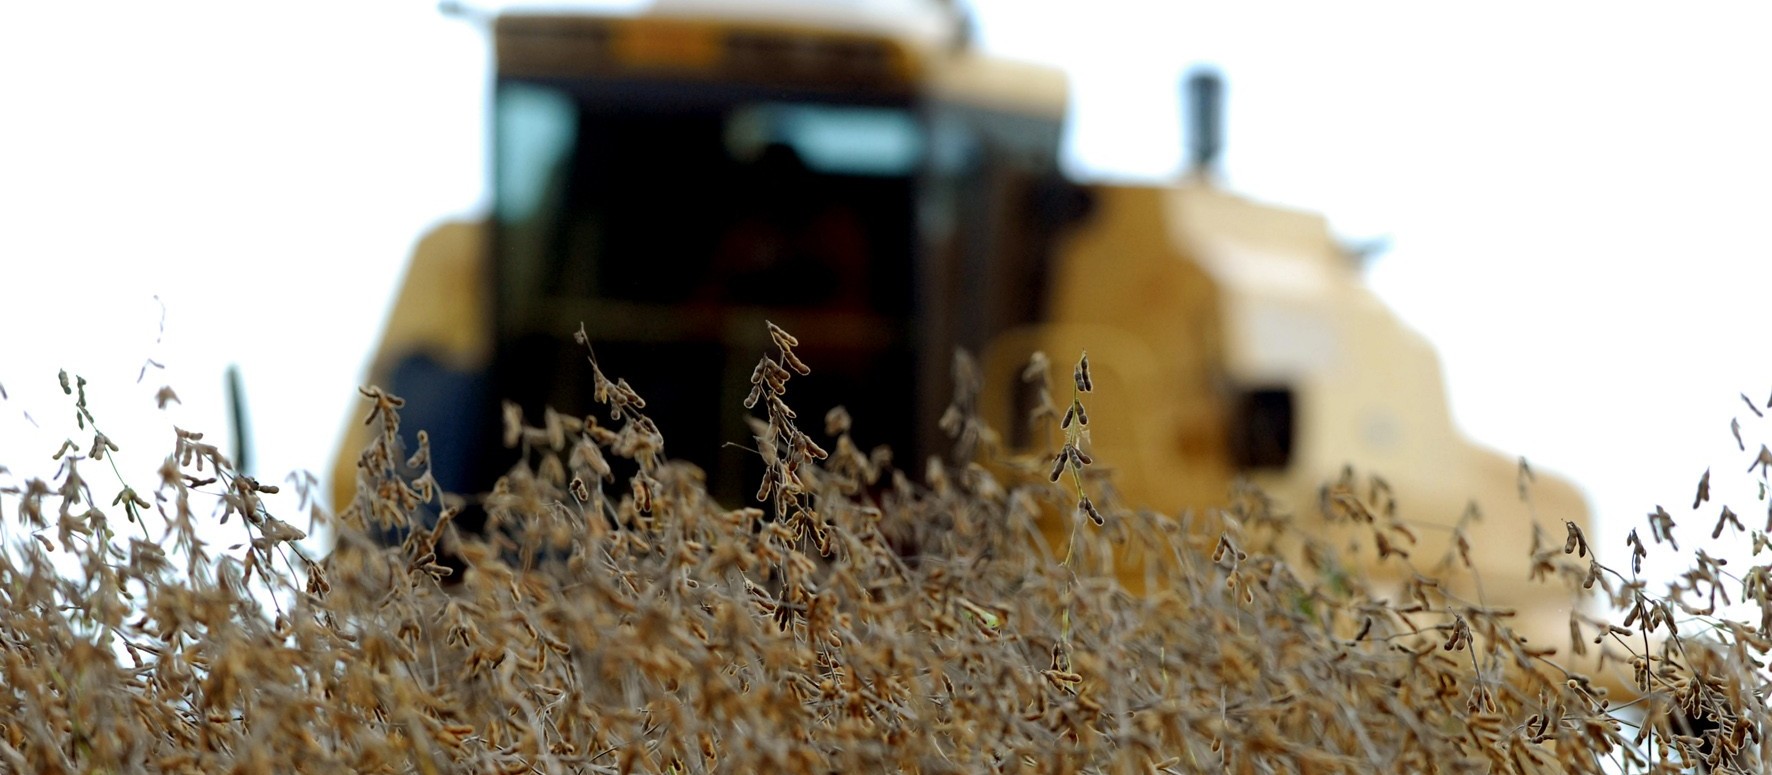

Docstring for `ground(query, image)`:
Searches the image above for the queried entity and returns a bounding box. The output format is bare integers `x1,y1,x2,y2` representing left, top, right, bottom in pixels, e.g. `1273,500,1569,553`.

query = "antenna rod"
227,364,251,477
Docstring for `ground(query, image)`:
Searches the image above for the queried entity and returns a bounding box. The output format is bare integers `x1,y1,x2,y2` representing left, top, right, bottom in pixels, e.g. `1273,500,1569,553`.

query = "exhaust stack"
1186,67,1224,177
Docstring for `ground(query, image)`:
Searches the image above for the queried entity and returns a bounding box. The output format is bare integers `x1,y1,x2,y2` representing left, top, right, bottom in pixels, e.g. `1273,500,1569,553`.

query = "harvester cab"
335,2,1591,659
338,5,1083,514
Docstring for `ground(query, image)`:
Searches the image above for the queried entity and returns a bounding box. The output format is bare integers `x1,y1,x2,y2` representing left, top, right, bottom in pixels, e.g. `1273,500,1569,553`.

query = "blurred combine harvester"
336,0,1589,642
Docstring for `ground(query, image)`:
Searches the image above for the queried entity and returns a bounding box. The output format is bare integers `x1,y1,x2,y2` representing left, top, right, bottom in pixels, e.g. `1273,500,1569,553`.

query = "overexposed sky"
4,0,1771,576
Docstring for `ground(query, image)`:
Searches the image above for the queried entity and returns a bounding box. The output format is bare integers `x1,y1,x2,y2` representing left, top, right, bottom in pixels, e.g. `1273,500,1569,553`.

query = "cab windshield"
495,81,923,310
490,79,924,498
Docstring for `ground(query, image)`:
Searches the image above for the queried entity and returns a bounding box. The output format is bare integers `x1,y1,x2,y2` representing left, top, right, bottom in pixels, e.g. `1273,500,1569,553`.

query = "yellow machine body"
335,6,1591,663
980,182,1589,626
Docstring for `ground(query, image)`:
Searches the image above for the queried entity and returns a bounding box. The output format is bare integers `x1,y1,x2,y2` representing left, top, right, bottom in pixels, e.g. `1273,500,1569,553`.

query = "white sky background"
3,0,1772,581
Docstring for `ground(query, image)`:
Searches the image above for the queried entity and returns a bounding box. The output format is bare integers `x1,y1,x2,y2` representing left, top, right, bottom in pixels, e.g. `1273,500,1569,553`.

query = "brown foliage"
0,331,1767,773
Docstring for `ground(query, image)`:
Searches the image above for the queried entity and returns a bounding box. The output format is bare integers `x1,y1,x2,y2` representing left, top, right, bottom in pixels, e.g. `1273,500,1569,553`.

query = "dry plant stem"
1048,352,1100,567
